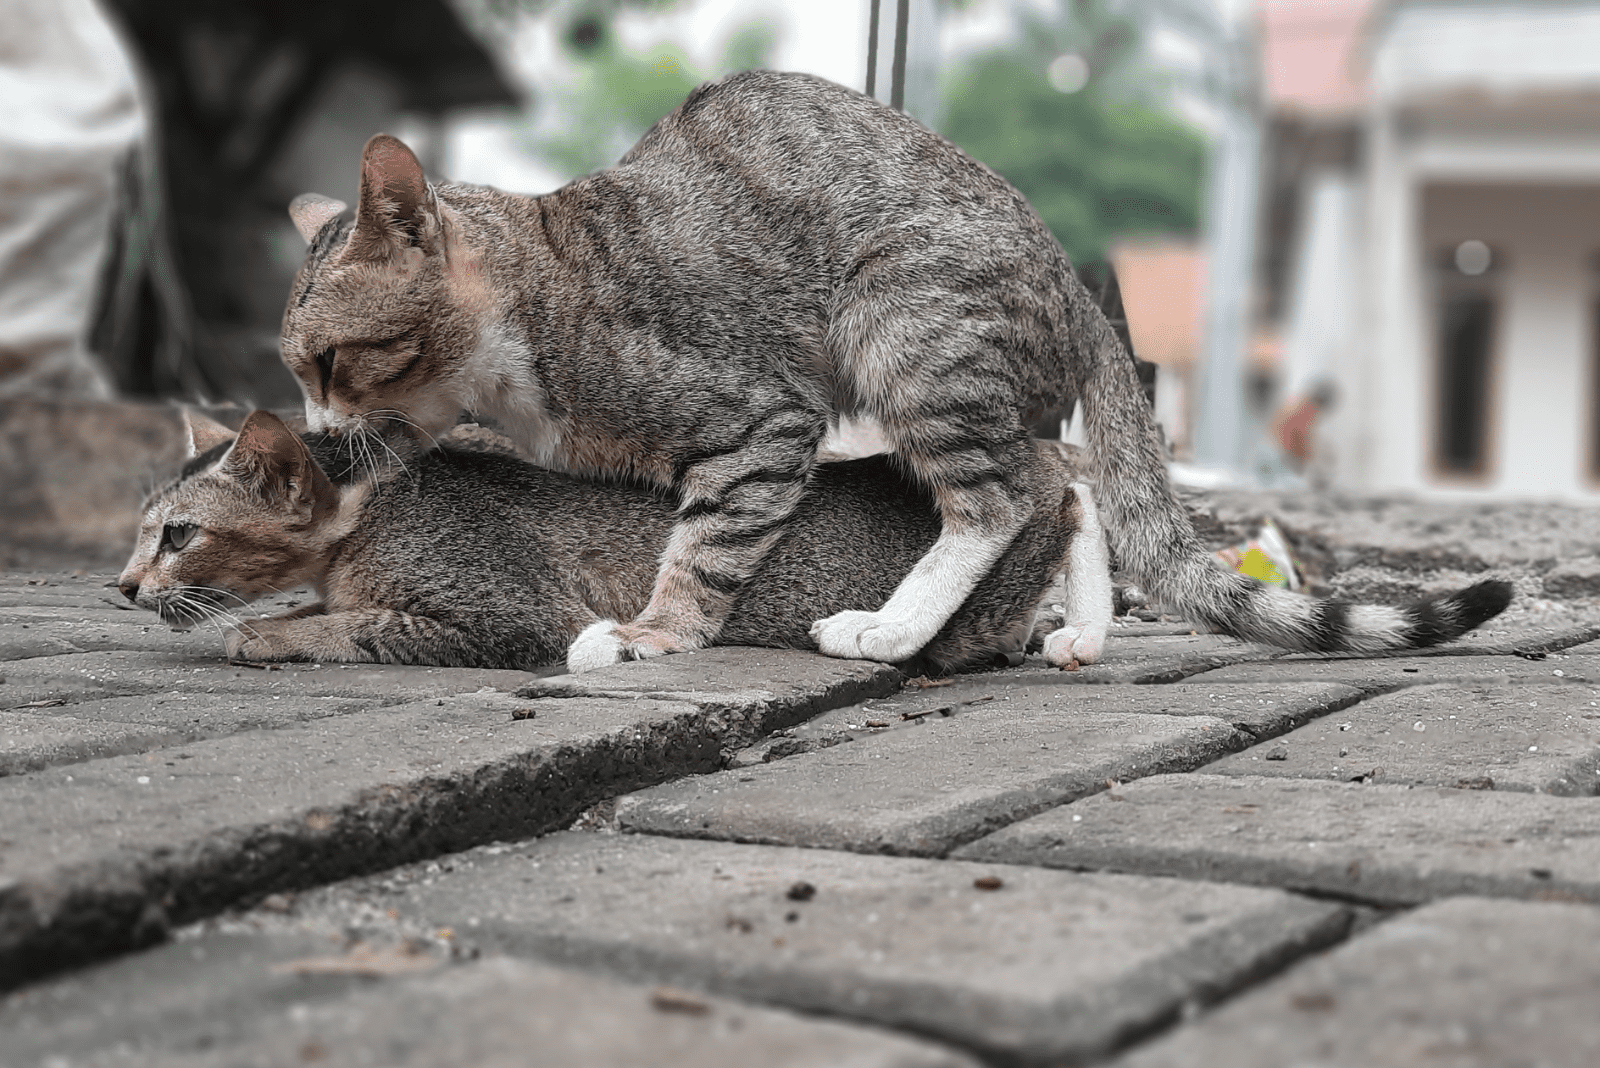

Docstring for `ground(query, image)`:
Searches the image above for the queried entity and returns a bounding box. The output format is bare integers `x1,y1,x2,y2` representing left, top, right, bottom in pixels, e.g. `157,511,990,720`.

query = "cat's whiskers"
353,426,387,484
370,432,412,480
188,584,259,622
367,409,440,451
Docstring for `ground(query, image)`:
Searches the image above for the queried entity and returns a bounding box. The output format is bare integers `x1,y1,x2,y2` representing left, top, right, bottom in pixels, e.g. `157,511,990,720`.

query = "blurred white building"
1263,0,1600,499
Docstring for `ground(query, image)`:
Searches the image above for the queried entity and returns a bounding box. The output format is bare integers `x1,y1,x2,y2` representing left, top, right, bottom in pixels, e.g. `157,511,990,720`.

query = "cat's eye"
162,523,197,552
315,346,336,388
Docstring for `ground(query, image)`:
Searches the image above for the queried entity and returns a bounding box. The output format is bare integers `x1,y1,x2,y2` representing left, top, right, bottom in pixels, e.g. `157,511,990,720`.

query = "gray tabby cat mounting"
281,70,1511,671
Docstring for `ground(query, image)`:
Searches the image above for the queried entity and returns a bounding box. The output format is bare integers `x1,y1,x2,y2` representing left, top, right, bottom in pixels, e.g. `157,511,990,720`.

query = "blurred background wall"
3,0,1599,566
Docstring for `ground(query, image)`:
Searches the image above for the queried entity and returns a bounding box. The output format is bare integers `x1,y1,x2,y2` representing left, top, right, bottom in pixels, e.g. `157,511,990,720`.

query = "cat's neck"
308,480,376,601
434,187,567,458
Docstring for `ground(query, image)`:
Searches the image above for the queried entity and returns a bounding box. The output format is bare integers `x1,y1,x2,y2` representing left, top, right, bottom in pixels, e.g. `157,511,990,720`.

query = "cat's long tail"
1071,300,1511,654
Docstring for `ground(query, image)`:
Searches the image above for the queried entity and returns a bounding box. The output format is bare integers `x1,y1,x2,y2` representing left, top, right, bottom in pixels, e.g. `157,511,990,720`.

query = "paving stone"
955,773,1600,906
618,707,1244,856
1543,557,1600,599
0,688,815,989
520,645,903,713
0,584,131,613
1395,618,1600,657
7,691,380,739
0,710,188,776
1201,683,1600,794
1189,652,1600,693
775,681,1364,753
0,607,223,657
1113,897,1600,1068
335,832,1350,1066
0,934,977,1068
0,649,539,711
1005,632,1286,685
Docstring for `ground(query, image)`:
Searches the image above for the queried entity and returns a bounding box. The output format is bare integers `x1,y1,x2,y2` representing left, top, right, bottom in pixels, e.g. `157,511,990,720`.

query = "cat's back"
598,70,1044,246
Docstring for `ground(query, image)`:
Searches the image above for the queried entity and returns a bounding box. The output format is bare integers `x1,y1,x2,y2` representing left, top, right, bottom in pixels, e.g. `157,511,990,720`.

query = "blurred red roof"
1260,0,1376,116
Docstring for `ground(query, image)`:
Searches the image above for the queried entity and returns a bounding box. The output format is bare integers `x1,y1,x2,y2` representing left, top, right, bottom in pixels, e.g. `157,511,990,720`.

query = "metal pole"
890,0,910,110
865,0,881,98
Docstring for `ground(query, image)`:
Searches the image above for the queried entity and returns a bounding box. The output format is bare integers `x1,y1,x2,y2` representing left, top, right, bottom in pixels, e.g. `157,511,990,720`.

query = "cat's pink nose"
118,579,139,603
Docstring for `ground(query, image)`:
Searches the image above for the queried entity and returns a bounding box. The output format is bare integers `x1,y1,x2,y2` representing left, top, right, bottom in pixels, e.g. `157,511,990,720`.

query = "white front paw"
567,620,626,673
810,611,872,659
1042,623,1107,668
810,610,923,662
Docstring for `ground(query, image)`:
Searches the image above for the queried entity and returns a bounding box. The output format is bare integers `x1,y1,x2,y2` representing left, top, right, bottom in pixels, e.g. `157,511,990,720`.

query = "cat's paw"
1041,622,1107,669
225,622,293,662
567,621,687,672
810,610,925,662
567,621,627,673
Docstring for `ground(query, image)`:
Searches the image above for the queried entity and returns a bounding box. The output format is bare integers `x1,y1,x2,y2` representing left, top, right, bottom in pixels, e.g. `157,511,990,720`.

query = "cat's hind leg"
811,249,1060,663
1039,480,1113,668
811,418,1042,663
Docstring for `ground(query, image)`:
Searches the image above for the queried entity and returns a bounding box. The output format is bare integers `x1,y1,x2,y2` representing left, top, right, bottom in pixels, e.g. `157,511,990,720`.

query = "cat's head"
280,135,484,443
119,411,340,630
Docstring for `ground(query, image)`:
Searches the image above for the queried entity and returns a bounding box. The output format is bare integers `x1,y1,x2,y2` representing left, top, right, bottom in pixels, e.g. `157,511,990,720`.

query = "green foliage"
529,9,776,179
941,3,1205,264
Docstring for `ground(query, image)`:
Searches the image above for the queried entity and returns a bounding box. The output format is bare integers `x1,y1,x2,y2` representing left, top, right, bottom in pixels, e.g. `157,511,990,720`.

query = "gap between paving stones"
0,650,900,991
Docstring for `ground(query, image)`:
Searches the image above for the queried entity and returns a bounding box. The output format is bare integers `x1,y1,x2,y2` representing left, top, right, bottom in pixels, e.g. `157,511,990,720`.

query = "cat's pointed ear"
182,409,236,457
288,193,348,244
346,134,438,262
222,411,334,513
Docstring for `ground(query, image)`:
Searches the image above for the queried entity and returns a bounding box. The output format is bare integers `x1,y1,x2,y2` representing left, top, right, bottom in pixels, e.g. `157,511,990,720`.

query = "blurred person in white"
0,0,142,398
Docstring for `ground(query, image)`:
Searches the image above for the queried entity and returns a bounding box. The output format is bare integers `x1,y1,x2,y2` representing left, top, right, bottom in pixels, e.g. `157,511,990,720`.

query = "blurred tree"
527,6,776,179
941,0,1205,265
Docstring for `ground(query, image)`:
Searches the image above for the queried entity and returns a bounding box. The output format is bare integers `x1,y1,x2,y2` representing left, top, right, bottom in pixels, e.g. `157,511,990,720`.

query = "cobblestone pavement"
5,556,1600,1067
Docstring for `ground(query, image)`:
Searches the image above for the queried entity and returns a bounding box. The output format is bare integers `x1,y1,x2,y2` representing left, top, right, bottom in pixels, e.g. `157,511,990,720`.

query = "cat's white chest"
465,323,564,466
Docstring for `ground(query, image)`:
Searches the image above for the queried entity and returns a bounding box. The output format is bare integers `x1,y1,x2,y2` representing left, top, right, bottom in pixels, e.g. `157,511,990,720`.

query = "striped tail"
1068,289,1512,654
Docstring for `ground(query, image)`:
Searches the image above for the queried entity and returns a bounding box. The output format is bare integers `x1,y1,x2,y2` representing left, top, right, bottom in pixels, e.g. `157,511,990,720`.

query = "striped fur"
1071,310,1512,652
117,415,1101,675
279,71,1507,665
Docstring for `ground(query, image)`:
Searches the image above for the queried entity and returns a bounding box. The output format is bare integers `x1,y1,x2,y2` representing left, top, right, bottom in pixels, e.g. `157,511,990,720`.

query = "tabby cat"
280,70,1510,668
116,411,1113,674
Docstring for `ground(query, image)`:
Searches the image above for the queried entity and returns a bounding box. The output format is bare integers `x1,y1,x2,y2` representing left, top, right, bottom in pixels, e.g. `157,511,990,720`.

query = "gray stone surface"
324,832,1349,1066
7,691,378,737
1115,897,1600,1068
1,545,1595,1067
998,632,1287,685
956,773,1600,906
1544,557,1600,599
1190,651,1600,692
0,937,977,1068
618,708,1242,856
0,709,187,775
0,649,538,711
0,606,223,657
780,681,1364,748
521,645,904,715
1201,683,1600,793
0,691,780,988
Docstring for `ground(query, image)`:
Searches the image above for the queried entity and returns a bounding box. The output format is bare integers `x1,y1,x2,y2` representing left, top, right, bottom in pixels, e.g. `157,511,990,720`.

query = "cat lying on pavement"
116,411,1112,675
